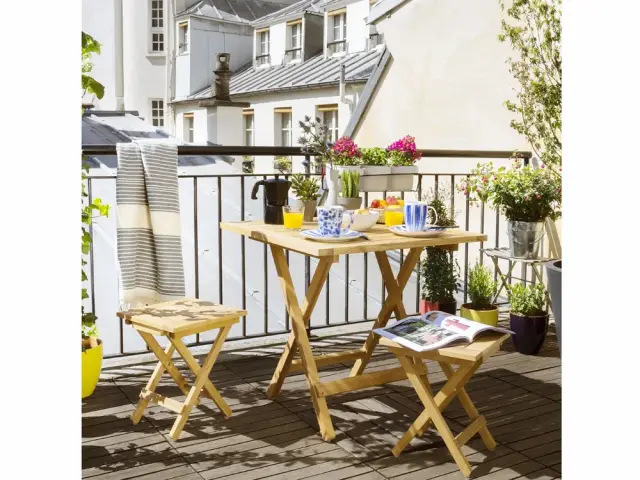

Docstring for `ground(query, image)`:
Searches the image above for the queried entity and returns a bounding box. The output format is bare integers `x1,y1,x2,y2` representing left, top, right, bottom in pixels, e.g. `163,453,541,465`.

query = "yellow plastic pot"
82,340,103,399
460,304,499,327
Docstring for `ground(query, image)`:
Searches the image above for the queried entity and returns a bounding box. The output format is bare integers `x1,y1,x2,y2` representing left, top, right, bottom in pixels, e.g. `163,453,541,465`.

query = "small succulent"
290,173,320,201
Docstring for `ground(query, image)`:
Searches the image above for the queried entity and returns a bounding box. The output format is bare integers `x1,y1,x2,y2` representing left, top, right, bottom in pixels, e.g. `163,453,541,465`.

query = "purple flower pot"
509,313,549,355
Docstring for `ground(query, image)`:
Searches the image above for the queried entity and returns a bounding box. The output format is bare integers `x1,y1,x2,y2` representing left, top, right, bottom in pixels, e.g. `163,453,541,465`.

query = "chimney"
212,53,231,102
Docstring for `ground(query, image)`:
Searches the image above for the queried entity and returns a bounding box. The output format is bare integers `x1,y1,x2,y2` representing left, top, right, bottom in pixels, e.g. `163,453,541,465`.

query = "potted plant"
460,263,499,326
360,147,390,192
242,155,255,174
337,170,362,210
387,135,421,191
291,173,320,221
508,283,548,355
420,247,460,315
297,116,335,204
273,156,292,174
459,160,561,259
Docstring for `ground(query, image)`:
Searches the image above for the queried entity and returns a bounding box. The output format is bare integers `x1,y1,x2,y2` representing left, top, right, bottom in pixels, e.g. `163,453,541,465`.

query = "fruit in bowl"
370,197,405,223
344,209,379,231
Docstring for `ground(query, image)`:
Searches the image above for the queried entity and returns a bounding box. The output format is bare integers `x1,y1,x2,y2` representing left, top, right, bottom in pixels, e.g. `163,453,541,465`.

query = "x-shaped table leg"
491,257,517,304
350,247,422,377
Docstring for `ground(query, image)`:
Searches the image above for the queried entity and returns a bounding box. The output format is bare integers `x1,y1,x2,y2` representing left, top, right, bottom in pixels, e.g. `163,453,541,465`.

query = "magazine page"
374,316,468,352
423,311,514,340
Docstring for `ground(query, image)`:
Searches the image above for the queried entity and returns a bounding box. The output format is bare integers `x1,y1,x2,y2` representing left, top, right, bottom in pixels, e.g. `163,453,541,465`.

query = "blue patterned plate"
389,225,448,238
300,229,364,242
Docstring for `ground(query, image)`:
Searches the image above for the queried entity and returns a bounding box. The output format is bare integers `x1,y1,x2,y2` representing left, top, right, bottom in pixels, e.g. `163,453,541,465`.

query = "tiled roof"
251,0,324,27
177,0,299,23
188,48,385,99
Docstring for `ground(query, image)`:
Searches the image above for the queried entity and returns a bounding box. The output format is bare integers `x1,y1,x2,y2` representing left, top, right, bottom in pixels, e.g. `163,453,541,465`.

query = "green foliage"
274,157,292,173
498,0,562,174
360,147,389,166
468,263,497,308
421,188,457,227
340,171,360,198
82,32,105,100
388,150,414,167
508,283,547,316
291,173,320,201
242,156,255,174
421,248,460,303
297,116,331,166
458,160,561,222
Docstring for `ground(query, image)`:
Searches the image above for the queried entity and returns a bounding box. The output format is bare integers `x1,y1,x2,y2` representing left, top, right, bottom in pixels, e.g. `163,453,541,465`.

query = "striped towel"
116,141,185,309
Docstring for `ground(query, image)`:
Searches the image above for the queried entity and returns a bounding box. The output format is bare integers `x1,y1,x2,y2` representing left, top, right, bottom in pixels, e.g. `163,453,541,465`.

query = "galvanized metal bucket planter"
507,221,545,259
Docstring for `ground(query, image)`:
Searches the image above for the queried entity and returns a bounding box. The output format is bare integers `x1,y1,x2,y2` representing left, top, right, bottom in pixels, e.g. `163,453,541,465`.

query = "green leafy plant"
508,283,547,316
242,155,255,174
82,32,105,101
290,173,320,201
297,116,331,166
274,157,292,174
340,171,360,198
468,263,497,309
360,147,388,166
458,160,561,222
421,188,458,227
421,248,459,303
499,0,562,175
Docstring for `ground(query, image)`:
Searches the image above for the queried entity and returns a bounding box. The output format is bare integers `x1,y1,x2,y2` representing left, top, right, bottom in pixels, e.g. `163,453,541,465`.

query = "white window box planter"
360,165,391,192
389,165,418,191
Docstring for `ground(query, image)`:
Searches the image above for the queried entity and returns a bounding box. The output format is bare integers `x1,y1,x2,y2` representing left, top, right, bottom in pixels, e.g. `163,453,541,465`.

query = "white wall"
346,0,370,53
82,0,116,109
269,23,287,66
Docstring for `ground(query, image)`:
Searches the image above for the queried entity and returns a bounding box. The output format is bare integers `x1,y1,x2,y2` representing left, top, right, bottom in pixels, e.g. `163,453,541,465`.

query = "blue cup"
317,206,353,237
403,202,438,232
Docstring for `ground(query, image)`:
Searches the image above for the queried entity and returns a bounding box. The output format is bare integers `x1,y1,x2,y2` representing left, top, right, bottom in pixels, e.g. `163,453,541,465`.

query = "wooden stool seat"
117,299,247,440
379,333,510,477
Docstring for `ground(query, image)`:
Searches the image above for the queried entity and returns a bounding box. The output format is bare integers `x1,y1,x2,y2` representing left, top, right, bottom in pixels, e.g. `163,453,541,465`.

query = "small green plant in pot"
420,248,460,315
460,263,499,326
337,170,362,210
508,283,549,355
291,173,320,221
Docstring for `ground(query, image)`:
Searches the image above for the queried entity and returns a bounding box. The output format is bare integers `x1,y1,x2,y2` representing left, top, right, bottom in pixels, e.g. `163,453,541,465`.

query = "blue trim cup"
317,206,353,237
403,202,438,232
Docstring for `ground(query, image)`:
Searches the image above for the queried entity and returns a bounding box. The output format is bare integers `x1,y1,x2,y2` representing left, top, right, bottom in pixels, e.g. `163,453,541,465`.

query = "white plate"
389,225,447,238
300,229,364,242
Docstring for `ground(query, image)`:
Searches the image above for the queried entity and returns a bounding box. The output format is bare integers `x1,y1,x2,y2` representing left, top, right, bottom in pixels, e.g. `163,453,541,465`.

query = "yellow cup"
384,206,404,226
283,205,303,229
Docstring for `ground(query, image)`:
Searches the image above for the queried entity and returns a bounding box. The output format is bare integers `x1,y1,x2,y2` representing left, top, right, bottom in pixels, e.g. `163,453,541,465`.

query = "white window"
151,99,164,127
328,10,346,54
183,114,194,143
286,22,302,62
150,0,164,52
243,111,254,146
276,110,292,146
256,30,270,65
323,109,339,142
178,22,188,54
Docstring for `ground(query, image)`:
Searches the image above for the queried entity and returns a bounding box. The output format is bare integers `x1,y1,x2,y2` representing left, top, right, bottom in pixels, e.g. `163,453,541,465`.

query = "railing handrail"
81,144,532,159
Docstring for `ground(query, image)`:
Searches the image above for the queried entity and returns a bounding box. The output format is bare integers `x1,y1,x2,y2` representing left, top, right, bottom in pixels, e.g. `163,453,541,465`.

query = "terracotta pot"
460,304,499,327
420,299,457,315
302,199,317,222
509,313,549,355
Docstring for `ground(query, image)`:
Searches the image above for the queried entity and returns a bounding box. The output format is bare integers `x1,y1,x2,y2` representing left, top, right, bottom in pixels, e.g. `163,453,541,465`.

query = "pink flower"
541,164,545,168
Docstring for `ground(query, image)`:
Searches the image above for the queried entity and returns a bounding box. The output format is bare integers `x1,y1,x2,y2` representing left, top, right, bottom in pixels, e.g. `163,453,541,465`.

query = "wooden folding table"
379,333,510,477
220,221,487,441
117,299,247,440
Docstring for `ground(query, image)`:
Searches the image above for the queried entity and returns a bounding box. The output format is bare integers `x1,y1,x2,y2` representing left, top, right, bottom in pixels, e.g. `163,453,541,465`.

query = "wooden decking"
83,325,561,480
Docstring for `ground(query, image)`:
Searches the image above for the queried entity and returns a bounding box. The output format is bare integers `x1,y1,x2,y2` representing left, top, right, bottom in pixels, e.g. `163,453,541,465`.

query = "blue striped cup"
403,202,438,232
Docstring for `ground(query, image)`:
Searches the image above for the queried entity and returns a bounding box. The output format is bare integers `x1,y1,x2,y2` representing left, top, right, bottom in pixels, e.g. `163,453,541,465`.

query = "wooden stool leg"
396,354,472,477
439,362,496,450
267,257,332,399
350,248,422,376
131,344,175,424
271,246,335,441
169,324,232,440
138,332,191,395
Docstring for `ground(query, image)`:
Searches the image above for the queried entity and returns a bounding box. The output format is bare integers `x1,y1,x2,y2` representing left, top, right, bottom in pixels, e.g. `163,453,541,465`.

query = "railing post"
304,154,312,338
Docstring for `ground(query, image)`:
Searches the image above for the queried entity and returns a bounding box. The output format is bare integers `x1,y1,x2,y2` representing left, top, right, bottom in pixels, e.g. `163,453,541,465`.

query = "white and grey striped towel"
116,141,185,309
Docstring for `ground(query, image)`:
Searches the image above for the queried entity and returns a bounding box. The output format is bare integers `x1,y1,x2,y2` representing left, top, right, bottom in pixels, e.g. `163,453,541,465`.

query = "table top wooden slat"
220,221,488,257
116,299,246,335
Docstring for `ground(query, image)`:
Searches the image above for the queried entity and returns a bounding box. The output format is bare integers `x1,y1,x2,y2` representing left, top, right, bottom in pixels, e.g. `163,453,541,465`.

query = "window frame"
327,10,347,55
150,0,165,53
183,113,194,143
319,105,339,143
178,21,189,54
256,29,270,65
151,99,164,127
285,21,302,63
243,110,255,147
274,108,293,147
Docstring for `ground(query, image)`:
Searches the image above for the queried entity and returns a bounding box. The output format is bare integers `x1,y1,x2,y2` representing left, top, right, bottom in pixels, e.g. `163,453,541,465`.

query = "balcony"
82,145,561,479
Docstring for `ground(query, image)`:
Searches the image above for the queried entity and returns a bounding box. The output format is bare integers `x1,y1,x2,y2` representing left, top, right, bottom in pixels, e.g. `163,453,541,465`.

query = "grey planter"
336,196,363,210
545,260,562,352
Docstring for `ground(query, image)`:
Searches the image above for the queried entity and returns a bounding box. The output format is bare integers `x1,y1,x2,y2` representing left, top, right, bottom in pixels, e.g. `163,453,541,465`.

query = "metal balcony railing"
82,145,536,358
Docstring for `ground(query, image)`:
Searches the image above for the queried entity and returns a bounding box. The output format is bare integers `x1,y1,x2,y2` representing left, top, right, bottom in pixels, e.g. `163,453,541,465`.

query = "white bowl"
344,211,379,231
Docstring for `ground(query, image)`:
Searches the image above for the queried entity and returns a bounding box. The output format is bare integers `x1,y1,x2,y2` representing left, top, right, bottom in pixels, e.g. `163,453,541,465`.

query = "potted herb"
273,156,292,174
297,116,335,204
337,170,362,210
387,135,421,191
420,248,459,315
291,173,320,221
508,283,548,355
460,264,499,326
360,147,390,192
459,160,561,259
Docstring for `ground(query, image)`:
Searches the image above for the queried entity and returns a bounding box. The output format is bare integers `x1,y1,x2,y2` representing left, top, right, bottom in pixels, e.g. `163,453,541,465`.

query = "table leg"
271,246,335,441
492,258,516,304
267,256,332,399
131,343,175,424
350,248,422,377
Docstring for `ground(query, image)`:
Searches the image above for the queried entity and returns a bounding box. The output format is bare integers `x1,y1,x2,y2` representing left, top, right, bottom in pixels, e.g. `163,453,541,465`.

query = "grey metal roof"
177,0,300,23
251,0,323,27
82,111,232,169
188,48,384,99
368,0,409,25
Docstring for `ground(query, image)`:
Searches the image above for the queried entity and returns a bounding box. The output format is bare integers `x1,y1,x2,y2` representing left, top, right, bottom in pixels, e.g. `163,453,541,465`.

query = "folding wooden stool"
379,333,510,477
117,299,247,440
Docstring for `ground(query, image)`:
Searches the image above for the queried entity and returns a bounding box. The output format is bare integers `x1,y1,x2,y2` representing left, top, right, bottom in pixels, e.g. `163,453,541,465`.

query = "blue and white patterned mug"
317,206,353,237
403,202,438,232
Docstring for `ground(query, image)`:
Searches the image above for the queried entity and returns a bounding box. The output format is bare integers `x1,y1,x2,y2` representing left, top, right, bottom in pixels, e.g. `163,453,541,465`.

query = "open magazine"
374,311,513,353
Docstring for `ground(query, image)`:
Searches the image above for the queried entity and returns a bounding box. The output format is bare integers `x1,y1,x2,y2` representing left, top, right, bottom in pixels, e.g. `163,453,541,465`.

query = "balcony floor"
83,324,561,480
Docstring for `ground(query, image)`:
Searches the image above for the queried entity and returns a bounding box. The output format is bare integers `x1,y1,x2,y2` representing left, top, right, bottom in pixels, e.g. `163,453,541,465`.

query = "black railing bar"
415,176,422,312
480,201,485,266
363,191,369,321
86,172,324,180
494,209,500,283
87,178,97,316
345,255,350,324
217,177,223,304
194,178,200,344
240,177,247,337
463,176,471,303
262,175,269,335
